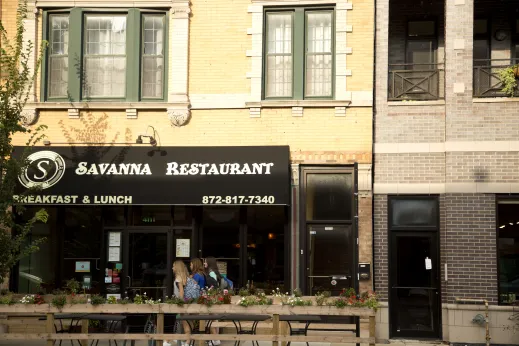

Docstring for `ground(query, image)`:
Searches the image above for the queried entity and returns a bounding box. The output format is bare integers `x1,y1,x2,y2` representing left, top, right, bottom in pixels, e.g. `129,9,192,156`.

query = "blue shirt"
193,273,206,289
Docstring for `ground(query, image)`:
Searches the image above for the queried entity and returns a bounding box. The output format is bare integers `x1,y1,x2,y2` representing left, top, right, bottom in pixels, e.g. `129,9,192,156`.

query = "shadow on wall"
473,167,489,183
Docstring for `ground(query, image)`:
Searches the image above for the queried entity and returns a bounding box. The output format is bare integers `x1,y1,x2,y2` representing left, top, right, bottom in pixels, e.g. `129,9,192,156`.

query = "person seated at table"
204,257,223,346
190,258,206,291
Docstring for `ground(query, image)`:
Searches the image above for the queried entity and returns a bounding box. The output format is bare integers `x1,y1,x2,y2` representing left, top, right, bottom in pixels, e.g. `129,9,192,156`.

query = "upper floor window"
263,7,334,100
44,9,167,102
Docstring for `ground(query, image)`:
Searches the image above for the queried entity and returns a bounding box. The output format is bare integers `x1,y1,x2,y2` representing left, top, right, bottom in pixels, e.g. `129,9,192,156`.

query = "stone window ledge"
26,102,190,110
388,100,445,107
245,100,351,108
473,97,519,103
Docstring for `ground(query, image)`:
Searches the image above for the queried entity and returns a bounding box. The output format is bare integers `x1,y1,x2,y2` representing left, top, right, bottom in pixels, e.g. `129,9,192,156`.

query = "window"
264,8,334,99
44,9,167,101
497,199,519,304
389,196,438,229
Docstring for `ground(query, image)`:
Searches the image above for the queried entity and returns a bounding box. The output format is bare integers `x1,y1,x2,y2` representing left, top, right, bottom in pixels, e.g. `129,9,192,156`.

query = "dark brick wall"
443,193,497,303
374,193,497,304
374,194,388,301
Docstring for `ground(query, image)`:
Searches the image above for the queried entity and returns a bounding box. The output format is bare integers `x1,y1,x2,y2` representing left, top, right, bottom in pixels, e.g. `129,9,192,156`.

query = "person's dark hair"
191,258,205,276
204,256,222,280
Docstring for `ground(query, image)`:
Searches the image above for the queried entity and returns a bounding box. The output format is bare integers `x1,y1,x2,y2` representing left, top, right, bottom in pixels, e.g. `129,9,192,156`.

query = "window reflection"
391,199,437,227
498,201,519,304
306,173,353,221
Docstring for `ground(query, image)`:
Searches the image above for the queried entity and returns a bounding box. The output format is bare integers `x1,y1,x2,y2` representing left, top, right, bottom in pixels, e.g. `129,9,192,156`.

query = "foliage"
0,294,15,305
19,294,44,304
65,279,81,295
133,294,144,304
293,288,303,297
106,296,117,304
282,296,312,307
0,0,49,286
237,293,273,307
51,294,67,310
90,294,106,306
70,296,88,304
315,291,331,306
238,288,250,297
118,298,131,305
165,295,188,306
330,289,380,311
497,65,519,97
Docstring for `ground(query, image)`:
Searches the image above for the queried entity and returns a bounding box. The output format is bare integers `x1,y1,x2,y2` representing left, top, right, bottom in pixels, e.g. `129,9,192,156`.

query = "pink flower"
224,290,229,295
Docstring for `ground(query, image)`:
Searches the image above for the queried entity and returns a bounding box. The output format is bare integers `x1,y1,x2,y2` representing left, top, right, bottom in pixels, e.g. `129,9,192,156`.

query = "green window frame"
263,7,335,100
41,8,168,102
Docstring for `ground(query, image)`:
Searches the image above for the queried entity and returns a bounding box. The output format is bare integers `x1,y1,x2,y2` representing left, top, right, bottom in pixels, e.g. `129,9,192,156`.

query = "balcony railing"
473,59,519,98
388,63,445,101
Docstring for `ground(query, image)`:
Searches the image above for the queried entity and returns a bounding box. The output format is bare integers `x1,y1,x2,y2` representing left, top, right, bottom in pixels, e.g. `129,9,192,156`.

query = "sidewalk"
0,343,445,346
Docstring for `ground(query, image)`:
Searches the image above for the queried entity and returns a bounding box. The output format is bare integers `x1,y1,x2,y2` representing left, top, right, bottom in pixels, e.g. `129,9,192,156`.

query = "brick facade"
375,0,513,336
3,0,374,293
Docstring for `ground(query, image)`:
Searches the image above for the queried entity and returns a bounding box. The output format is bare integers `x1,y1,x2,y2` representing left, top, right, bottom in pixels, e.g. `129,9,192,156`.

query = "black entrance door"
123,230,172,300
307,225,355,295
390,232,440,339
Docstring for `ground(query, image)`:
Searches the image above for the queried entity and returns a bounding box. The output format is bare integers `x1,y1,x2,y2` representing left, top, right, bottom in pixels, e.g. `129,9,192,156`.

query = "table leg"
46,313,55,346
157,313,164,346
80,319,89,346
369,315,376,346
280,321,288,346
197,320,206,346
272,314,279,346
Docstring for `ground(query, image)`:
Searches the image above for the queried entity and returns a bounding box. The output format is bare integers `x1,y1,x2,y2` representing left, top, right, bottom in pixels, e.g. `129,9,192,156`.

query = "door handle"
126,276,131,287
331,276,351,280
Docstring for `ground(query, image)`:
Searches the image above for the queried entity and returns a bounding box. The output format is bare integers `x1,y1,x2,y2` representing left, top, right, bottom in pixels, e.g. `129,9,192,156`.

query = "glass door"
307,225,354,296
124,230,172,300
390,232,440,339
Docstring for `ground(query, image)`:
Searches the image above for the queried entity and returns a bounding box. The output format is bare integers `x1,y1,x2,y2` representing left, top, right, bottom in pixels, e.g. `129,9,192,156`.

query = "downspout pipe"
455,298,490,346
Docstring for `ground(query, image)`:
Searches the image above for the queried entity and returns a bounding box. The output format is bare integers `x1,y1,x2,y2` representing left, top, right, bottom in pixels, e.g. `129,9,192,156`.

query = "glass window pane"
142,15,164,99
48,15,69,98
306,173,353,221
474,19,488,35
305,12,332,97
390,199,438,227
305,54,332,97
84,15,127,98
247,206,286,291
266,12,292,98
408,21,435,37
498,201,519,304
17,207,58,294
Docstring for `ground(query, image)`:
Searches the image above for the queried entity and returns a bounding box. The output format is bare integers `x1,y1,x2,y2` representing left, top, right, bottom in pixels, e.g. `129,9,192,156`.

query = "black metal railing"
388,63,444,101
473,59,519,98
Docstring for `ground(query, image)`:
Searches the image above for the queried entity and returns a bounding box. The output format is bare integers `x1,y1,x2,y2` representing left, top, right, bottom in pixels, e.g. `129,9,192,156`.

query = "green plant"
238,288,250,297
71,296,88,304
106,296,117,304
315,291,331,306
0,289,10,295
237,293,273,307
282,296,312,307
165,296,186,306
65,279,81,295
0,0,49,287
497,65,519,97
292,288,303,297
0,294,15,305
90,295,106,306
118,298,131,305
133,294,144,304
51,294,67,310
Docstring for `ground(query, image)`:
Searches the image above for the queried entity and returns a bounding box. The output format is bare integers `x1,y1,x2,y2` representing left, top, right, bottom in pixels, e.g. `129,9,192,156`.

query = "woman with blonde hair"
164,260,195,346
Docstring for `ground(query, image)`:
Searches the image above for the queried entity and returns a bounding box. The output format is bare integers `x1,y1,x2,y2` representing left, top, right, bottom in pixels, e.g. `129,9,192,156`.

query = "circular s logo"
19,151,66,189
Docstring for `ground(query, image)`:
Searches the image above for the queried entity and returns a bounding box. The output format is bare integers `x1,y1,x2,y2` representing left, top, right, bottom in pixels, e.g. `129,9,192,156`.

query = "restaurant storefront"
11,145,291,299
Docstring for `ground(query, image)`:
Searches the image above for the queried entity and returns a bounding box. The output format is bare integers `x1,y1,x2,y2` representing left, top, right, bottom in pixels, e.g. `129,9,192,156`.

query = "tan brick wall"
188,0,251,94
0,0,18,43
13,107,372,162
346,0,374,92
